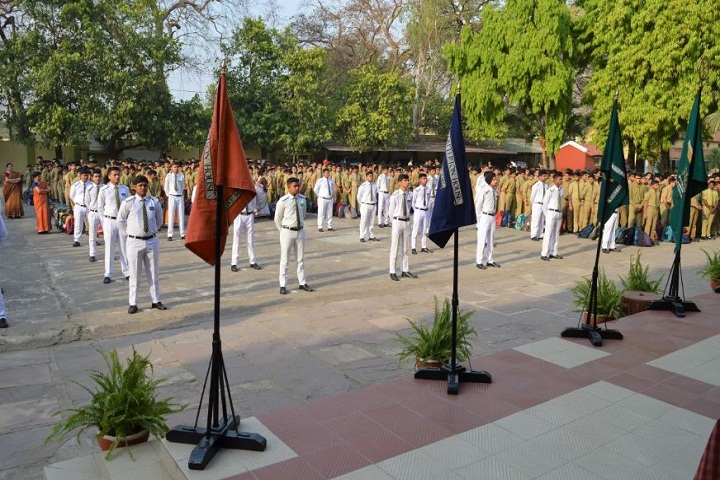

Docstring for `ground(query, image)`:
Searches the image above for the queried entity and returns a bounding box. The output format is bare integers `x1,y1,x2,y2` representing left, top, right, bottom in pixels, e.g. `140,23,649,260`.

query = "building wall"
556,146,593,171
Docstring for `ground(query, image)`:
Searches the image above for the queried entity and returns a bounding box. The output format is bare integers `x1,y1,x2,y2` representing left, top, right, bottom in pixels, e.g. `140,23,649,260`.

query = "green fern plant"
618,253,663,293
46,347,185,459
395,297,477,366
699,249,720,281
571,269,622,320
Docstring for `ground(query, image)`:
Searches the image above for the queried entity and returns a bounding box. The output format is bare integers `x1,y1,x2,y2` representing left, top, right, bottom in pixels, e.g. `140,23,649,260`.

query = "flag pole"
562,93,623,346
415,82,491,394
166,60,266,469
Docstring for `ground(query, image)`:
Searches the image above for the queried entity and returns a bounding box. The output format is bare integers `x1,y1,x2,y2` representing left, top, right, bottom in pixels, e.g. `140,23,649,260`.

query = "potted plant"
395,297,477,369
46,347,185,459
699,249,720,293
571,269,622,322
618,253,664,315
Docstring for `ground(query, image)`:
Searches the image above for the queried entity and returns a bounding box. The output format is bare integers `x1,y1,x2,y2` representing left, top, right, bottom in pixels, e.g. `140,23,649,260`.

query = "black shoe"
476,264,487,270
231,265,238,272
402,271,418,278
89,256,96,263
167,237,173,241
0,318,7,328
249,263,262,270
360,238,366,243
151,302,167,310
181,235,185,240
487,262,501,268
318,228,323,232
103,277,112,284
126,276,130,281
550,254,564,259
530,237,538,241
421,248,432,253
73,241,81,247
602,249,609,254
279,286,288,295
610,248,622,252
369,237,379,241
328,228,334,231
541,256,549,261
128,305,139,314
379,224,386,228
299,284,314,292
412,248,417,255
390,273,399,281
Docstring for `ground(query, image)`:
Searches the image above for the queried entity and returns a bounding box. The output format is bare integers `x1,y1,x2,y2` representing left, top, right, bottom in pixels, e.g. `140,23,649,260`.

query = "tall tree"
578,0,720,172
445,0,575,167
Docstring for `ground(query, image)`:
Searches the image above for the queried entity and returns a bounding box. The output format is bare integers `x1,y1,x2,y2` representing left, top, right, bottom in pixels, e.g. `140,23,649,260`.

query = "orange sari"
3,171,24,218
33,180,51,233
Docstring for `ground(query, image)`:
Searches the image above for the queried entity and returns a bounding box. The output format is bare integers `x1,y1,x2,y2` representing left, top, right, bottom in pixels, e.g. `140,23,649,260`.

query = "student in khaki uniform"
504,169,517,215
642,180,660,237
577,174,592,231
701,180,718,239
712,179,720,237
496,171,507,215
589,175,600,224
567,171,582,232
688,192,702,240
514,170,526,217
628,175,644,228
64,162,78,209
659,176,675,229
561,171,573,232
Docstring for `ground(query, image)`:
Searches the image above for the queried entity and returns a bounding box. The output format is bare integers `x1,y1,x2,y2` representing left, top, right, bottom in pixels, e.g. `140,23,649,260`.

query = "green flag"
671,90,708,253
597,98,629,226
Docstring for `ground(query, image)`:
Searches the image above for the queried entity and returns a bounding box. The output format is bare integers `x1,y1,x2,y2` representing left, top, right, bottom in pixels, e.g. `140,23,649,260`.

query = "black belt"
90,209,98,212
240,212,252,215
128,234,156,240
379,191,388,193
362,202,376,205
549,208,561,212
104,215,117,219
77,204,87,207
282,226,302,231
394,217,409,222
415,207,427,211
481,211,495,216
169,194,182,197
321,197,332,199
535,202,543,205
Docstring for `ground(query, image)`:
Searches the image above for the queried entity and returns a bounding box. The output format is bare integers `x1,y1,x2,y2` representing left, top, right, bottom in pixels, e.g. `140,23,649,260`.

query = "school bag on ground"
662,225,674,243
578,223,594,239
522,214,532,231
495,211,503,227
590,224,601,240
514,213,526,231
501,211,514,227
618,227,635,245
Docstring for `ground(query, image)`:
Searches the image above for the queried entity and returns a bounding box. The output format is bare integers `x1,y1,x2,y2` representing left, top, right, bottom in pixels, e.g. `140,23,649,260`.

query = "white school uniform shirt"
164,172,185,196
475,184,498,214
357,181,378,204
239,197,257,214
388,189,412,218
542,185,563,214
70,180,93,206
274,193,307,230
313,177,334,198
530,180,547,204
117,194,164,237
377,173,390,193
412,185,430,210
87,182,103,210
98,183,131,217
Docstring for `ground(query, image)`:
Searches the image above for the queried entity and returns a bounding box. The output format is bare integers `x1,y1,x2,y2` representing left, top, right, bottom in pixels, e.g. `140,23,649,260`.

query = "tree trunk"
540,136,548,169
627,139,636,171
55,145,63,160
659,148,670,174
261,147,268,159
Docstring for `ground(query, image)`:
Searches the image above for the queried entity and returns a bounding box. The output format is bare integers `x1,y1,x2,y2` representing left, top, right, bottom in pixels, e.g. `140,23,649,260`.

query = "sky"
167,0,305,101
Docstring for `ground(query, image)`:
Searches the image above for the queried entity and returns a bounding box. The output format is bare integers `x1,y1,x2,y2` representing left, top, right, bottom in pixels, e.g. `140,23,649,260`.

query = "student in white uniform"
98,166,131,284
529,171,548,241
274,177,313,295
541,172,564,261
117,176,166,314
411,173,432,254
86,170,103,263
426,167,437,235
357,170,379,243
475,171,500,269
69,167,92,247
376,166,391,228
163,161,185,241
602,209,621,254
231,196,261,272
388,174,417,281
313,168,334,232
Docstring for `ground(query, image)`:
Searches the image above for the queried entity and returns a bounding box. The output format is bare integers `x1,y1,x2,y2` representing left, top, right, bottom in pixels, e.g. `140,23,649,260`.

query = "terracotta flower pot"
710,279,720,293
96,429,150,452
620,291,662,316
415,358,444,370
583,312,614,324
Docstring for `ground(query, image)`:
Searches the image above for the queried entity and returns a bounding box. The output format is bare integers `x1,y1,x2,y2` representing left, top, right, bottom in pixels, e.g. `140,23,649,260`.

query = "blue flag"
428,94,476,249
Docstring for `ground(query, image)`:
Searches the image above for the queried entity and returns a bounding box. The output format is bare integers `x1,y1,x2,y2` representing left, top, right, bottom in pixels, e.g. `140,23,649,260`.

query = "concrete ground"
0,206,717,479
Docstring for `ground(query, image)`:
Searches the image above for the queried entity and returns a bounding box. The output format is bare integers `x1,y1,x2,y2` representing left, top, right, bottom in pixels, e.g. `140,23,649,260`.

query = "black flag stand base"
166,184,266,470
415,361,492,395
561,224,622,347
647,251,700,318
415,229,492,395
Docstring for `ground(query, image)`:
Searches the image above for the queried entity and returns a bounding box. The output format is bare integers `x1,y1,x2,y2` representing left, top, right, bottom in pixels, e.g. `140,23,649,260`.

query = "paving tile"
495,440,567,477
331,464,395,480
303,442,372,478
377,449,458,480
494,410,557,440
454,456,531,480
573,447,647,480
416,436,490,472
534,463,606,480
0,363,51,388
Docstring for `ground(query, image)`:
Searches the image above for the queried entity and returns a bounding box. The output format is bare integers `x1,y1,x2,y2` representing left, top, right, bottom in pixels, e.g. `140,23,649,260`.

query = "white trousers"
73,205,88,242
127,236,160,306
102,217,129,279
317,197,333,229
0,285,5,319
279,228,306,287
426,199,435,234
602,212,619,250
541,211,562,257
389,218,410,274
359,203,376,240
377,192,390,225
530,203,544,239
476,213,496,264
167,195,185,238
87,211,101,257
231,214,256,265
411,209,428,249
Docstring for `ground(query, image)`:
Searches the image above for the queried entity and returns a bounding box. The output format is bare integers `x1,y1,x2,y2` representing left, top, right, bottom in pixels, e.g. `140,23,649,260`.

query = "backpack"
662,225,674,243
495,211,503,227
590,224,602,240
637,229,655,247
335,202,346,217
578,223,595,239
64,215,74,235
501,211,514,228
514,213,526,231
346,206,358,219
618,227,635,245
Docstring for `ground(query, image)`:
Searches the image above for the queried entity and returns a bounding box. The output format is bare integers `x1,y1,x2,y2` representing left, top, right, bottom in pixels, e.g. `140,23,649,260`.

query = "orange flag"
185,68,256,266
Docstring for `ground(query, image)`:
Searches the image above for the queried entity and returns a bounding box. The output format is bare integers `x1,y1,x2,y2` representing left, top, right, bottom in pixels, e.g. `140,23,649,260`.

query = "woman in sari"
3,163,24,219
32,172,51,233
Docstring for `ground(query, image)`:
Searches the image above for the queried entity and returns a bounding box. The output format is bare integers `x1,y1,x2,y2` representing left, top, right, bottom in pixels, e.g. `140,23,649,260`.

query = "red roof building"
556,141,602,172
